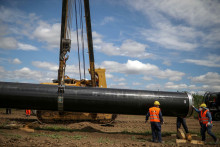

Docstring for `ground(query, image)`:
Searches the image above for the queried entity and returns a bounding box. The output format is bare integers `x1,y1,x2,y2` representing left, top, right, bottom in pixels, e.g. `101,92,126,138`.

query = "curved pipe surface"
0,82,193,117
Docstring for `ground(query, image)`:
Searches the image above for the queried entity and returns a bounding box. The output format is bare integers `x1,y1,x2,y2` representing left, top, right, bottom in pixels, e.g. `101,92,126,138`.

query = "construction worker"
177,117,189,134
192,104,218,144
26,109,31,117
146,101,164,143
198,107,203,127
6,108,11,114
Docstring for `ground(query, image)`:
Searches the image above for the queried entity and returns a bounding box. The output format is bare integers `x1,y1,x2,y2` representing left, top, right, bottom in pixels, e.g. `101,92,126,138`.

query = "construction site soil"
0,109,219,147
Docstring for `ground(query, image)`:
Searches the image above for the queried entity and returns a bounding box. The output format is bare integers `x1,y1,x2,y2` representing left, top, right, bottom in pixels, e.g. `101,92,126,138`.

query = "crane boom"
58,0,71,86
58,0,95,87
84,0,96,87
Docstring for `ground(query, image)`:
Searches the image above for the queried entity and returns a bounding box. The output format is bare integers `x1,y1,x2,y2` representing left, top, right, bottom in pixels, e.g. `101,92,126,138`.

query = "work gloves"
206,122,212,127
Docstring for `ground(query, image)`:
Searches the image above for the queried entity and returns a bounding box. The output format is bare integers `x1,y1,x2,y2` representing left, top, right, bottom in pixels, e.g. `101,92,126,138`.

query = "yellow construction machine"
36,0,117,123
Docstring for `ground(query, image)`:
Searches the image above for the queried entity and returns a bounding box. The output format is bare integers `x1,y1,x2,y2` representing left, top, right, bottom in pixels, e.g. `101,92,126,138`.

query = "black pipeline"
0,82,193,117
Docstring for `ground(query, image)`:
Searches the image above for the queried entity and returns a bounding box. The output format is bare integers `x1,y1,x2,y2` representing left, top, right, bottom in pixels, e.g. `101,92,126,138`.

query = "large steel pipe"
0,82,193,117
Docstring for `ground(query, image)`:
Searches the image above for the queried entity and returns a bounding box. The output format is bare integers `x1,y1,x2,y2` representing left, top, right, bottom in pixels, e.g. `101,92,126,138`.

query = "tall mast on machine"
84,0,96,87
58,0,96,87
58,0,71,86
57,0,71,111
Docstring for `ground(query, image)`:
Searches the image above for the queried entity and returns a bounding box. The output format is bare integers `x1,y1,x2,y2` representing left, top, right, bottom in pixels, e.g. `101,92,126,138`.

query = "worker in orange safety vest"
145,101,164,143
192,103,218,144
26,109,31,117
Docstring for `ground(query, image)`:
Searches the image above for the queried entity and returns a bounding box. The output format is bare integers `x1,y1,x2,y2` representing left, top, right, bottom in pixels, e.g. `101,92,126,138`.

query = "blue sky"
0,0,219,94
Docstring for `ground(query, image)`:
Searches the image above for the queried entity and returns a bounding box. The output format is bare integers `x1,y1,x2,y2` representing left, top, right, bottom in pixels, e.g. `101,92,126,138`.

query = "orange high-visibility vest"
201,109,211,125
149,107,160,122
26,109,31,115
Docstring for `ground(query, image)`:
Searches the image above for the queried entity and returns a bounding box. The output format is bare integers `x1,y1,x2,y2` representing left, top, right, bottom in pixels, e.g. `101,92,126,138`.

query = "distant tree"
192,94,204,118
193,94,204,108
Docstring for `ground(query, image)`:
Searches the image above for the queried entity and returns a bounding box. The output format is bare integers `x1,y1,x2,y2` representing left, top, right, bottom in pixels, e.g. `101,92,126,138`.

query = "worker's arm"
146,111,150,122
206,111,212,123
192,105,200,113
159,111,164,123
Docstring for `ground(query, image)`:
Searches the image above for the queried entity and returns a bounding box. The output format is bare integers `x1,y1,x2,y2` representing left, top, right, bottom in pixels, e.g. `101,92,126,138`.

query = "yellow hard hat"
200,103,207,108
154,101,160,106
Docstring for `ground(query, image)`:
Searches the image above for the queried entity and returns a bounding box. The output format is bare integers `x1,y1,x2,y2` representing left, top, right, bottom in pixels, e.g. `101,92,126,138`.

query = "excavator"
36,0,117,123
203,92,220,121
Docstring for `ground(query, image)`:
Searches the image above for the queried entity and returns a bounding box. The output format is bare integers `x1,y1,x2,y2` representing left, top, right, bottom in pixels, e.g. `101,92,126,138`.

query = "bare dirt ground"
0,109,219,147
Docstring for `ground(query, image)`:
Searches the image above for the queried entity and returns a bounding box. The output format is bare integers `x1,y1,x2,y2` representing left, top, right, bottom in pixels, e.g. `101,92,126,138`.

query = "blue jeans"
201,124,217,141
150,122,162,142
177,117,189,133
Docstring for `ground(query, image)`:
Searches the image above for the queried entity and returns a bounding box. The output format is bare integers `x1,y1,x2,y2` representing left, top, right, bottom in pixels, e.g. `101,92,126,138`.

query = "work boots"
186,133,192,141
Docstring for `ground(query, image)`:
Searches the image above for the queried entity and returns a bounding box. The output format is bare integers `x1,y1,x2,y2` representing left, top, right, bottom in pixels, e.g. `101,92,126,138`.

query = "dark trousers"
6,108,11,114
201,124,217,141
177,117,189,133
150,122,162,142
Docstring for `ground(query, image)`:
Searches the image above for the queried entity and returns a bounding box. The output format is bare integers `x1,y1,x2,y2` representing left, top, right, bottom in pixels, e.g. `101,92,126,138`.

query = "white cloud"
183,54,220,67
66,64,85,76
190,72,220,86
165,82,187,90
93,32,153,59
0,66,57,83
142,77,153,81
33,21,60,49
0,66,6,79
12,58,22,64
0,37,17,49
146,84,162,91
126,0,220,27
100,16,115,25
108,82,129,89
14,67,42,79
113,77,125,82
0,37,38,51
132,82,141,86
105,73,113,79
32,61,58,71
140,23,199,51
101,60,185,81
32,21,81,50
189,72,220,91
0,6,26,23
0,6,39,51
18,43,38,51
162,60,171,66
126,0,220,50
32,61,90,81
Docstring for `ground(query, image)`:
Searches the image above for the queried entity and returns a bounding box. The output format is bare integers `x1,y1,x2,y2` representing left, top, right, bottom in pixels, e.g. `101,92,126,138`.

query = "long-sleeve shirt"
193,107,212,123
146,109,163,123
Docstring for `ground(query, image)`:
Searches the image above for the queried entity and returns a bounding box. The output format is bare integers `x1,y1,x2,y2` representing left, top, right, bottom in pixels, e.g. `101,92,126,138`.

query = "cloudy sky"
0,0,220,94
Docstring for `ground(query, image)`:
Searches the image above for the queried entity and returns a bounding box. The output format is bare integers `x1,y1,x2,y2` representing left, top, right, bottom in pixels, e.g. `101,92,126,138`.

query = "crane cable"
79,0,86,79
74,0,82,82
66,0,74,40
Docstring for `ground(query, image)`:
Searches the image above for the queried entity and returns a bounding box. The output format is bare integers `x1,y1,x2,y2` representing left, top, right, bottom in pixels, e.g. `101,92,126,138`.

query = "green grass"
66,135,87,140
35,126,71,132
32,133,87,140
0,132,22,139
32,133,63,139
36,125,178,137
98,137,113,144
131,136,136,140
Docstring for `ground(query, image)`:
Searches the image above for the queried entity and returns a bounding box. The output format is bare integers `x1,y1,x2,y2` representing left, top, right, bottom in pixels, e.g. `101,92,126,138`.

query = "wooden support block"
191,134,197,137
171,134,177,137
176,139,187,144
190,140,204,145
5,124,19,129
177,128,186,139
19,126,34,133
